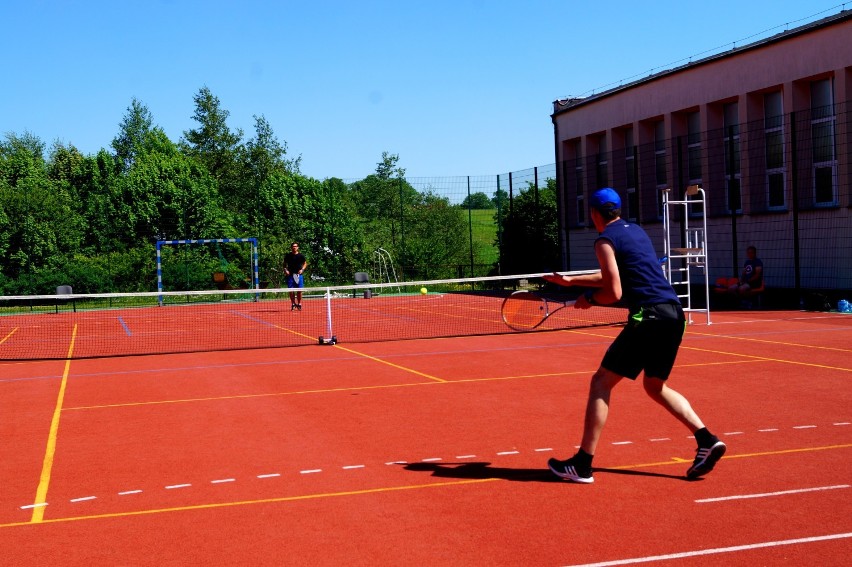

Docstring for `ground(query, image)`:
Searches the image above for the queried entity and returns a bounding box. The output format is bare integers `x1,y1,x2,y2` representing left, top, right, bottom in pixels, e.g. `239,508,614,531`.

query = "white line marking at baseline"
834,422,850,426
534,448,553,452
257,473,280,479
649,438,670,442
165,484,191,489
342,465,365,470
564,532,852,567
758,428,779,432
70,496,96,503
793,425,816,429
612,441,632,445
118,490,142,495
300,469,322,474
20,503,48,510
456,455,477,459
497,451,519,455
421,458,442,462
211,478,236,484
696,484,850,503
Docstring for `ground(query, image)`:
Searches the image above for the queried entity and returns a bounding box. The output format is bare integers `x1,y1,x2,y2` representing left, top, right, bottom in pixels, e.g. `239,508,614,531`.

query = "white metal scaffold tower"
661,185,711,324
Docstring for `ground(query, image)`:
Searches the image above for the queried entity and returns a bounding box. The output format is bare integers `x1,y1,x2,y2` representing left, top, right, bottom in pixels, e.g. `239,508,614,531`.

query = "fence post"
790,110,802,302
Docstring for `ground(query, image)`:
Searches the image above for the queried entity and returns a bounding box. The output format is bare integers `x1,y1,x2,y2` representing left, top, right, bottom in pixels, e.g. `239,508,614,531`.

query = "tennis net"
0,272,627,360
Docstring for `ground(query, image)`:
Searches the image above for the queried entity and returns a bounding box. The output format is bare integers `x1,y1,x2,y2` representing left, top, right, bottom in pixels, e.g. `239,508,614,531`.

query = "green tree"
497,178,559,274
112,98,154,171
460,191,494,209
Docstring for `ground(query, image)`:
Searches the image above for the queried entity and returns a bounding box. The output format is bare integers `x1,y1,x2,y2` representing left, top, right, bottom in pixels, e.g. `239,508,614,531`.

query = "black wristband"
584,290,597,305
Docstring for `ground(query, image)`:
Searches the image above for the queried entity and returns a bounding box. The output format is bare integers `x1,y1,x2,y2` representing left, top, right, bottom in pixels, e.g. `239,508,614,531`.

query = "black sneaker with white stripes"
547,456,594,484
686,439,727,479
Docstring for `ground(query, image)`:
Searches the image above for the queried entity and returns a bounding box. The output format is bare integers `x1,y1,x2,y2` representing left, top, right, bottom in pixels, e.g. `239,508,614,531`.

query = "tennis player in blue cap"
543,188,725,483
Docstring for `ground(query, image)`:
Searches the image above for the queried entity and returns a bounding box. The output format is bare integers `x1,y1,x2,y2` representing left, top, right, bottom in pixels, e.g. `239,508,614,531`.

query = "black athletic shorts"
600,303,685,381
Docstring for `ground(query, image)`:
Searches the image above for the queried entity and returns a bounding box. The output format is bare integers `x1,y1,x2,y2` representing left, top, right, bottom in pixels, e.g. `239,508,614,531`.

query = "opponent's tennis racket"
501,290,576,330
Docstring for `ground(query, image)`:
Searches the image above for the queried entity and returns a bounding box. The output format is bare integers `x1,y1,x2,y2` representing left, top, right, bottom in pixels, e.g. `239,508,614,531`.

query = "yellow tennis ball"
420,287,428,295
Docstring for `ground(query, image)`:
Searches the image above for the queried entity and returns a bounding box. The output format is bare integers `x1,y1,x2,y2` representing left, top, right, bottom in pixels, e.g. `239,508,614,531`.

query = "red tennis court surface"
1,309,850,565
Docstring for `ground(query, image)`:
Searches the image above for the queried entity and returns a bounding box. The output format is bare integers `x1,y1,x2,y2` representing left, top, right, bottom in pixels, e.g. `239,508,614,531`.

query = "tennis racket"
501,290,576,331
291,273,301,286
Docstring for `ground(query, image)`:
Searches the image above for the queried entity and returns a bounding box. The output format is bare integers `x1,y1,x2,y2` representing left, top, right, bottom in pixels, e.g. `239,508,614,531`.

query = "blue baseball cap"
590,188,621,211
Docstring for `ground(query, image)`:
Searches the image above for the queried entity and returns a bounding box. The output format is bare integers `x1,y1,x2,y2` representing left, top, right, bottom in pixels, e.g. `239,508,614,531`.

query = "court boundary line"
4,443,849,529
30,324,77,522
564,532,852,566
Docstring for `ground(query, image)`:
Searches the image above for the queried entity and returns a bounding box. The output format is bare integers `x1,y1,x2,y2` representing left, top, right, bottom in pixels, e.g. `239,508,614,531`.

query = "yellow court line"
681,345,852,372
688,330,852,353
63,359,771,411
1,326,20,346
332,343,447,383
616,443,852,470
2,478,498,528
30,324,78,523
4,444,849,530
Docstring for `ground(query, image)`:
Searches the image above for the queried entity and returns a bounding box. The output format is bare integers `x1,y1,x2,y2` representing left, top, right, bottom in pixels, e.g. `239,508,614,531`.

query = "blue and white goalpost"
156,238,259,304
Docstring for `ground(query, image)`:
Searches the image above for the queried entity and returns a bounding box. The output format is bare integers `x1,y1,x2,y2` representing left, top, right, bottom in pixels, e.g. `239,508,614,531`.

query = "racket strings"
502,296,547,330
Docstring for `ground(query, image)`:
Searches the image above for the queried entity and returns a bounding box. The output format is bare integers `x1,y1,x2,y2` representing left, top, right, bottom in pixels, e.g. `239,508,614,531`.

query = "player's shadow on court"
403,462,687,482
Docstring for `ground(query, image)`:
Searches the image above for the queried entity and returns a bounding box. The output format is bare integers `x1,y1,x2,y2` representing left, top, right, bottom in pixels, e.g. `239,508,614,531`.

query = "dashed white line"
758,428,779,432
723,432,744,436
165,484,191,490
455,454,477,459
300,469,322,474
385,461,407,465
421,457,442,462
211,478,236,484
612,441,633,445
834,422,850,426
70,496,96,503
696,484,850,503
20,503,48,510
257,473,280,479
118,490,142,495
793,425,816,429
534,448,553,452
497,451,520,456
649,438,670,442
342,465,365,470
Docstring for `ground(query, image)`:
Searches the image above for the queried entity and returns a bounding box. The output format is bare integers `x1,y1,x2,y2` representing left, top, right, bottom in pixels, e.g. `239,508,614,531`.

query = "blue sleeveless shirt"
596,219,680,312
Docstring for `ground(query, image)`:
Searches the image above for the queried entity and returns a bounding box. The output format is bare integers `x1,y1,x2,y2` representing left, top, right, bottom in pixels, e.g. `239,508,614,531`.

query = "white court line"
534,448,553,452
165,484,191,490
342,465,365,470
793,425,817,429
758,428,779,432
612,441,632,446
455,455,477,459
696,484,849,503
497,451,519,455
300,469,322,474
20,503,48,510
257,473,280,479
565,532,852,567
118,490,142,495
211,478,236,484
649,438,670,442
834,422,850,426
70,496,96,503
421,457,442,462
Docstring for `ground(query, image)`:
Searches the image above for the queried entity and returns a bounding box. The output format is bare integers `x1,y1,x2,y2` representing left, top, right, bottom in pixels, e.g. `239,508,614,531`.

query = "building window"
687,111,702,182
723,102,741,213
654,121,666,217
764,91,786,209
810,78,837,206
686,111,704,216
624,128,637,222
574,145,585,226
596,134,608,189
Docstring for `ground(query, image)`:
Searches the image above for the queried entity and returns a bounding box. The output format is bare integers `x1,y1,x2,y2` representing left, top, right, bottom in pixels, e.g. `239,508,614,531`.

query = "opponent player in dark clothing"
543,188,725,483
283,242,307,311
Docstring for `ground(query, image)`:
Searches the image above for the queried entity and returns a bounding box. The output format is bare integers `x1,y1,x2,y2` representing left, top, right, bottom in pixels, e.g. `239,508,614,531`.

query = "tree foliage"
0,88,546,294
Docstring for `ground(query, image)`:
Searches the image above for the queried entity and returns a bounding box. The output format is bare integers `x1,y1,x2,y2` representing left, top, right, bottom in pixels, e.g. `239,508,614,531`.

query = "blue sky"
2,1,845,179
